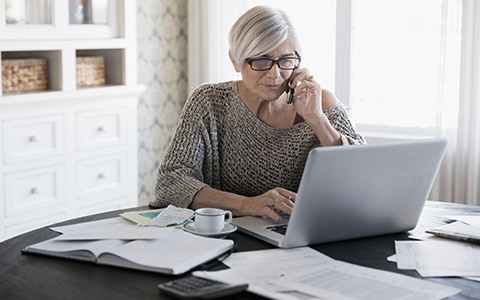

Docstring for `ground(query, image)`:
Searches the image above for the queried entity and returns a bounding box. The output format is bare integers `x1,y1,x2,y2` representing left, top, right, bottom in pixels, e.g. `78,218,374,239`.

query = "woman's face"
238,38,298,102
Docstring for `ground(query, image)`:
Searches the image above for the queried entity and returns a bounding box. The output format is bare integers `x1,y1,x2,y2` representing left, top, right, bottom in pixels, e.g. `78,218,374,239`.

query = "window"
349,0,462,130
239,0,462,136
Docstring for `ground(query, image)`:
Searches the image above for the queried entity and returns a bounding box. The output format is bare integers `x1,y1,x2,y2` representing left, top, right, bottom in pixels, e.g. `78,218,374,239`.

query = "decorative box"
76,56,105,87
2,58,48,93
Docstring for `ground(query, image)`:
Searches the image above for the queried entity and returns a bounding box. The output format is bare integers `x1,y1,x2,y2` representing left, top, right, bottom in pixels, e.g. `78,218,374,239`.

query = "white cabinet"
0,0,143,241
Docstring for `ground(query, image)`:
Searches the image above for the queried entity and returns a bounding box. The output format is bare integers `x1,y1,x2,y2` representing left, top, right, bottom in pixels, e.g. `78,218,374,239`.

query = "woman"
151,5,365,222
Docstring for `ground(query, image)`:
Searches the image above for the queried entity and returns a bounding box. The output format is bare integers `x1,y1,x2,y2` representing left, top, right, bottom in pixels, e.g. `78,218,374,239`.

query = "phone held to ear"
286,68,297,104
287,87,294,104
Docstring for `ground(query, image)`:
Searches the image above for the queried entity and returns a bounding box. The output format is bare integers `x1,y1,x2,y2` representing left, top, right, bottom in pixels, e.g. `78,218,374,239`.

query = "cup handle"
224,211,232,224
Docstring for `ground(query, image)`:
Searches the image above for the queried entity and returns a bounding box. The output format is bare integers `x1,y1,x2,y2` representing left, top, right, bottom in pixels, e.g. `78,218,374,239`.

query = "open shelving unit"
0,0,143,241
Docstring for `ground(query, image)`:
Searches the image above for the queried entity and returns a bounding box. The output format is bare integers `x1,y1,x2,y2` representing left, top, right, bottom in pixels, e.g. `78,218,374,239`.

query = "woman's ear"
229,51,241,73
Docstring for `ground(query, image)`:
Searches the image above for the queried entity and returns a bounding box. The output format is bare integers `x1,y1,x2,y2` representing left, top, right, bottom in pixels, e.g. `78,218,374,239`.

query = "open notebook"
23,223,233,275
233,138,448,248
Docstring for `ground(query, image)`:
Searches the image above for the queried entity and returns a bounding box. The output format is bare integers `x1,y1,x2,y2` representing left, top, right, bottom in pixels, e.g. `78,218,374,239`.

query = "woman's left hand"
288,67,324,122
288,67,343,146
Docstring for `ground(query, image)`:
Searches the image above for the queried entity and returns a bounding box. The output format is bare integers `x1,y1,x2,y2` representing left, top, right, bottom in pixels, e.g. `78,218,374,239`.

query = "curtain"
187,0,243,93
431,0,480,205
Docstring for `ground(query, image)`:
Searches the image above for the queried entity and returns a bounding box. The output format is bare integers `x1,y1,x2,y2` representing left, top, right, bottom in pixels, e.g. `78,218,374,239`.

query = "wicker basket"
76,56,105,87
2,58,48,94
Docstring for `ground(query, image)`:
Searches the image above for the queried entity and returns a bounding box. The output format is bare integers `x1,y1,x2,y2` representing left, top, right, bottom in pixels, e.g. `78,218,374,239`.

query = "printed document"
395,239,480,277
194,247,460,300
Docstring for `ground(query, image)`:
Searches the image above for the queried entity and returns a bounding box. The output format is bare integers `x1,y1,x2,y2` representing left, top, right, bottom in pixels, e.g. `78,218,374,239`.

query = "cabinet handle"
97,125,107,132
28,135,40,143
98,172,107,180
30,187,40,194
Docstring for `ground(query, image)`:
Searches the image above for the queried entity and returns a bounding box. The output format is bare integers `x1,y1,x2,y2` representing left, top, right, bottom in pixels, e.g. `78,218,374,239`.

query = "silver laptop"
232,138,447,248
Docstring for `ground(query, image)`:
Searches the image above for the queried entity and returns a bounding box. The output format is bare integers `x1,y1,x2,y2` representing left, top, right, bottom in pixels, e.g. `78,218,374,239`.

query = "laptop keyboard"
266,224,288,235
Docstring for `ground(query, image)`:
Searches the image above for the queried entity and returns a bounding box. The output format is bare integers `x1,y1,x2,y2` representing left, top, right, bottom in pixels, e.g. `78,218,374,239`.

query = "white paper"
395,240,480,277
27,237,127,258
211,247,460,300
223,247,334,293
142,205,194,227
447,215,480,229
275,262,459,300
51,217,130,234
51,217,174,240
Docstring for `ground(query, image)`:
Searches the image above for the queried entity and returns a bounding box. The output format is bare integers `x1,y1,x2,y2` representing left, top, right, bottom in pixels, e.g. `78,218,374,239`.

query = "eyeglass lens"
248,57,300,71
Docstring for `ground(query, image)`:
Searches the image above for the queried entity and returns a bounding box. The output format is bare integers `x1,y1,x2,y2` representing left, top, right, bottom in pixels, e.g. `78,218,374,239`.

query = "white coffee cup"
194,208,232,233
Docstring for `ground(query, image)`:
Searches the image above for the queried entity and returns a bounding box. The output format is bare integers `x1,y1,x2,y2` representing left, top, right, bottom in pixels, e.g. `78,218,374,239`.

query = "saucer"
183,223,237,238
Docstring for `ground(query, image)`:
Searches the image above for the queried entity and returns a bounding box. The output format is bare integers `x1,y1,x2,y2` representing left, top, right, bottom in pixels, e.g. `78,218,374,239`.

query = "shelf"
1,50,62,94
1,47,129,95
0,85,145,107
77,49,124,87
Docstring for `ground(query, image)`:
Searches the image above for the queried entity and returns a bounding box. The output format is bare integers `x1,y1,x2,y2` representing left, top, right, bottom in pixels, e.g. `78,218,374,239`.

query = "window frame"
335,0,353,108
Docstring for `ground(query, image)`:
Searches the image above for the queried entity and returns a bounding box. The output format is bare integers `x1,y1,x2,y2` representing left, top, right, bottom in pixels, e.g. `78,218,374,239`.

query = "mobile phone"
287,87,294,104
286,67,297,104
157,275,248,299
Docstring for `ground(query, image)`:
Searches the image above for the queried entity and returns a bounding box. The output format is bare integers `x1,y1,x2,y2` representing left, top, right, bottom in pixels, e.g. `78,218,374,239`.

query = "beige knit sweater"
151,81,365,208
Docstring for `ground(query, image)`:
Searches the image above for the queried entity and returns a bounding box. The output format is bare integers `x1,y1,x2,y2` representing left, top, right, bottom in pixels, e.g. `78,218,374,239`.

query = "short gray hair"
229,5,302,66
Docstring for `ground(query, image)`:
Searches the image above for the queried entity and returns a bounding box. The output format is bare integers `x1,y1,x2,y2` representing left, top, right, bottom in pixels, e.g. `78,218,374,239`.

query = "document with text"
395,239,480,277
195,247,460,300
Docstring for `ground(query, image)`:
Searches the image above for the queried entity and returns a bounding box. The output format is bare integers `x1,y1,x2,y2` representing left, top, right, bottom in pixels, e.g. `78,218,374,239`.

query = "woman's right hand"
242,187,296,222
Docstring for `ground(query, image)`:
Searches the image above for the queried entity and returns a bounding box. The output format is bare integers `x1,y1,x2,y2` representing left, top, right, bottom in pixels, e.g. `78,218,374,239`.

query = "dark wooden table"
1,201,479,300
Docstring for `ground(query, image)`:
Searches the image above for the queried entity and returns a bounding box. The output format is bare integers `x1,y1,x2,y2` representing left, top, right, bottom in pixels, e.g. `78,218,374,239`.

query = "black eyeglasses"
245,54,301,71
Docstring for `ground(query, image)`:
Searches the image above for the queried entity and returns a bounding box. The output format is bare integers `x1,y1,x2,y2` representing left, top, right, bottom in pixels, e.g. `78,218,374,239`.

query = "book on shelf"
22,229,234,275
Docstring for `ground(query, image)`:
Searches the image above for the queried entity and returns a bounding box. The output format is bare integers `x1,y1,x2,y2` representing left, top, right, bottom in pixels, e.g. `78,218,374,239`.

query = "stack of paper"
394,215,480,280
194,247,461,300
395,240,480,278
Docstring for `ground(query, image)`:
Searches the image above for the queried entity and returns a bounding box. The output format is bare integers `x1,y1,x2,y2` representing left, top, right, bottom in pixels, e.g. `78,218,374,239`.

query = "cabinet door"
3,114,65,164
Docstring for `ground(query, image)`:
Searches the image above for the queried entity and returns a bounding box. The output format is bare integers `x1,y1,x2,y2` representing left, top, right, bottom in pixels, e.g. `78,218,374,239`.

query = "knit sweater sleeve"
325,103,366,145
151,84,214,208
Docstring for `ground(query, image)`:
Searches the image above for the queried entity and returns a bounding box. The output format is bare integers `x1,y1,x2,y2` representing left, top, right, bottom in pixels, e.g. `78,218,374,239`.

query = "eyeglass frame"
245,51,301,71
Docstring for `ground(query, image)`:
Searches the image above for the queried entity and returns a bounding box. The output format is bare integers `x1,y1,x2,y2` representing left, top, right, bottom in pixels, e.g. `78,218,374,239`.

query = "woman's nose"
265,63,282,78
